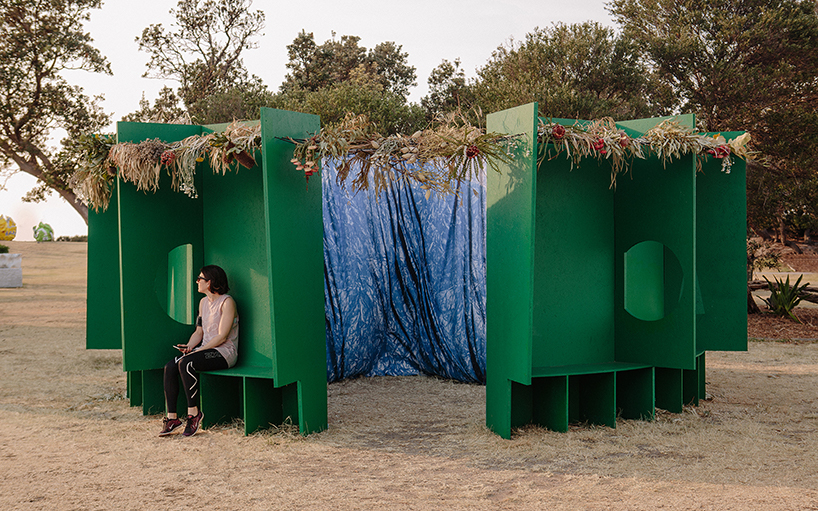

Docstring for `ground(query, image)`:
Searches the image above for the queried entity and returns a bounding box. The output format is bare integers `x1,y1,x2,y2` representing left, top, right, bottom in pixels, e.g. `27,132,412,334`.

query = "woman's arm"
178,298,205,354
197,296,237,351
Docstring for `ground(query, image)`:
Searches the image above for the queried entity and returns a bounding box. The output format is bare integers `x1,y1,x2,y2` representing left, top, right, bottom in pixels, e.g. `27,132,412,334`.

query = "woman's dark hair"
200,265,229,295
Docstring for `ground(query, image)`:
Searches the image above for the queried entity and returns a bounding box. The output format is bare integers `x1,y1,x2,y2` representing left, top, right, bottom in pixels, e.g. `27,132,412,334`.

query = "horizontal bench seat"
531,362,652,378
202,365,274,379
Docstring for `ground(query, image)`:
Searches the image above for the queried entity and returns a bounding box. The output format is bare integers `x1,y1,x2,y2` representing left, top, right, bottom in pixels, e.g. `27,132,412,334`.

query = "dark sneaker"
183,411,203,437
159,417,183,437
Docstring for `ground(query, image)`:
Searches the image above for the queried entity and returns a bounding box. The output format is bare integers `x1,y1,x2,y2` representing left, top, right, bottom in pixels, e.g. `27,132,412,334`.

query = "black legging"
164,349,228,414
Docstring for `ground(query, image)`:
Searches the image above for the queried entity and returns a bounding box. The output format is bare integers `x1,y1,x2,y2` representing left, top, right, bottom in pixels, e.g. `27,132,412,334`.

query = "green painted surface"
696,141,747,353
201,143,272,371
86,183,122,350
165,244,195,325
116,122,204,372
533,154,615,367
613,155,697,370
259,108,327,435
485,102,539,436
616,367,655,421
655,367,683,413
625,241,665,322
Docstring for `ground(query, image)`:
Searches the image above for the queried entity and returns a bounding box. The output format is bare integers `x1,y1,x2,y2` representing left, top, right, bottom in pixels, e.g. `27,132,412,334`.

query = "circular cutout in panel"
154,244,196,325
624,241,683,321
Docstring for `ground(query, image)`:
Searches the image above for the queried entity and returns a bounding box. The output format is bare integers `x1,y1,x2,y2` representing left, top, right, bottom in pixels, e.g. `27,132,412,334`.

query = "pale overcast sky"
1,0,614,240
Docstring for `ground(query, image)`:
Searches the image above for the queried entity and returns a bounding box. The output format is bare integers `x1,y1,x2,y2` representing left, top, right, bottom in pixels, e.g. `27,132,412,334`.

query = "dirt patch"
2,240,818,510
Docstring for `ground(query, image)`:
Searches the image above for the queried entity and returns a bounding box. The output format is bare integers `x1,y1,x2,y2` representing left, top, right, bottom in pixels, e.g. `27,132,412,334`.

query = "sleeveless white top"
200,294,239,367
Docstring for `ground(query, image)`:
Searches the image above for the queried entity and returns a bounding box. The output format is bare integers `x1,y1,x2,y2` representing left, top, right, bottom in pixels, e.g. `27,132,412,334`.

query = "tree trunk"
748,286,761,314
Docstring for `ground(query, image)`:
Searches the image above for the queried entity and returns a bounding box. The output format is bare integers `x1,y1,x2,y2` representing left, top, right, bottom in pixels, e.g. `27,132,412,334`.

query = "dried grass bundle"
539,116,753,186
290,112,517,198
208,121,261,175
108,138,168,193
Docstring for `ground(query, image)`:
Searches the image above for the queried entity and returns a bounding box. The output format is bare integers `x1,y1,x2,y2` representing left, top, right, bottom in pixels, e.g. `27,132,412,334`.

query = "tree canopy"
0,0,111,222
469,22,670,121
134,0,266,124
610,0,818,237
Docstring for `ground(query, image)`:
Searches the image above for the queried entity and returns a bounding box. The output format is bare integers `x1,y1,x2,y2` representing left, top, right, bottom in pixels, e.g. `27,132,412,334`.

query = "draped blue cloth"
322,159,487,383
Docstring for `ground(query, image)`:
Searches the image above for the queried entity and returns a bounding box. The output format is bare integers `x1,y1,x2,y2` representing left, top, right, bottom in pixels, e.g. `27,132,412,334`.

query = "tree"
470,22,669,121
134,0,266,123
272,70,426,135
421,59,475,120
280,31,417,99
274,31,423,135
0,0,111,223
609,0,818,238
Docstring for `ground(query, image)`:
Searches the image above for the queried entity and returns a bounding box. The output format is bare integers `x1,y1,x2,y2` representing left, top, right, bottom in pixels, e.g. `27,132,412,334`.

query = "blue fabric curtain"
322,159,487,383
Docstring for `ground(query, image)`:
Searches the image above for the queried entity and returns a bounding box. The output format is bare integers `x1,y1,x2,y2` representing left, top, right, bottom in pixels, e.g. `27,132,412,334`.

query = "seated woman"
159,265,239,437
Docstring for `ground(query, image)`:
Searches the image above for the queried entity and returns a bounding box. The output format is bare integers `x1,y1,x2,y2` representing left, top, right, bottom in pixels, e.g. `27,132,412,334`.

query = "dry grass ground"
1,240,818,510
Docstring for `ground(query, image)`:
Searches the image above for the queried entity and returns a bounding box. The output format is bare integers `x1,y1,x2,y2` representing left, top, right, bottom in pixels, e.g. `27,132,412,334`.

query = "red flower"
552,125,566,140
593,138,605,152
160,150,176,166
708,144,731,159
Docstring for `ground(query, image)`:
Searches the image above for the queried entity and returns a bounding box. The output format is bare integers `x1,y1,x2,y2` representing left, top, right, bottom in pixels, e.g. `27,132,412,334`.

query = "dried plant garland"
538,117,754,188
289,112,519,198
72,112,751,212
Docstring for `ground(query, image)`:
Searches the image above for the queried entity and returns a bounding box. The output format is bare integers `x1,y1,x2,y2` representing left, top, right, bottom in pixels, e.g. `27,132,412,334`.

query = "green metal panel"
165,244,195,324
117,122,204,372
569,372,616,428
201,144,273,370
140,368,165,415
532,376,569,432
696,142,748,352
613,154,698,370
200,373,243,428
244,377,284,435
485,103,539,437
127,370,142,407
533,155,616,367
624,241,665,321
655,367,683,413
86,182,122,349
259,107,327,435
616,367,655,421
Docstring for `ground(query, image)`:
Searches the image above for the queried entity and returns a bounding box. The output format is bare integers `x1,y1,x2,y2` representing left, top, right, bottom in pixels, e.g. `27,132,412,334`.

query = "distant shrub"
0,244,8,254
763,275,808,323
56,235,88,242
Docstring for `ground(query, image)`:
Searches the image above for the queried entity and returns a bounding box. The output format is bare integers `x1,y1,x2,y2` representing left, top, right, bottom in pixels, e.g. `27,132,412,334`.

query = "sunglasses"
196,275,209,282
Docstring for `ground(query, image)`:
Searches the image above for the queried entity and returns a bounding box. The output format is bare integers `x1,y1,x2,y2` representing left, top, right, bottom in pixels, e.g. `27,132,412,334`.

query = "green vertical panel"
244,378,283,435
533,155,615,367
259,108,327,435
485,103,539,436
624,241,665,322
616,367,655,421
614,155,697,370
532,376,569,432
117,122,204,373
166,244,194,324
696,144,747,352
569,373,616,428
86,182,122,349
655,367,683,413
200,373,242,428
140,368,165,415
510,380,533,429
127,371,142,407
683,353,706,405
201,136,272,370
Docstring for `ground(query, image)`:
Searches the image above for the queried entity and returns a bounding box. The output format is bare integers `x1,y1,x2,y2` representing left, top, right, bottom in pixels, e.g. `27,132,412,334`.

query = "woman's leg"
163,356,184,417
176,349,228,413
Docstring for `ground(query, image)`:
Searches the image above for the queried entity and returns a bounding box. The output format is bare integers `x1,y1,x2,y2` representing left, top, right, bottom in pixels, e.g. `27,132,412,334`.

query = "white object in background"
0,253,22,287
